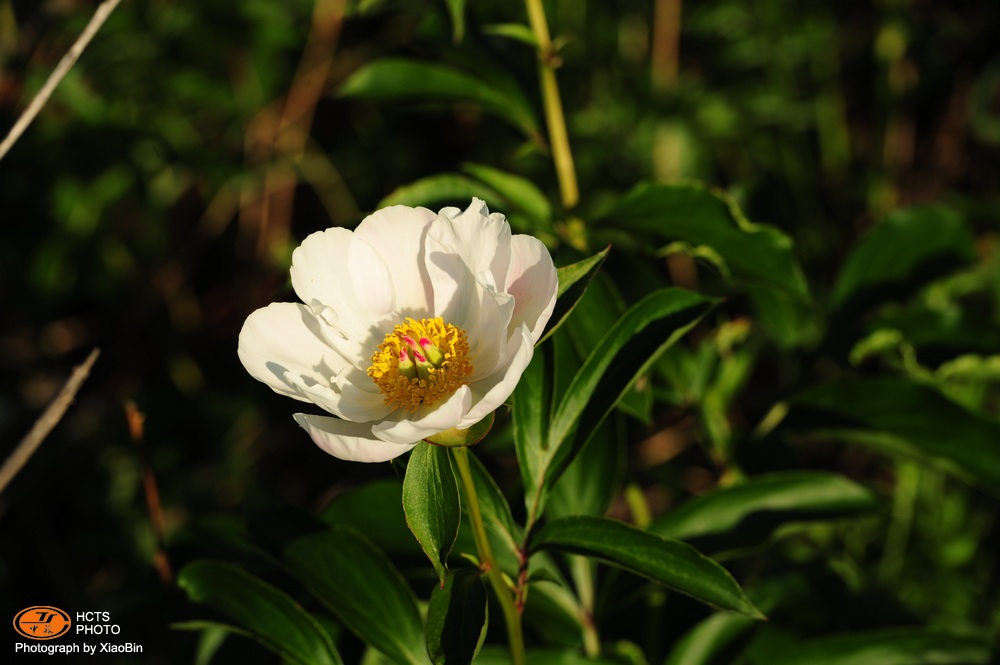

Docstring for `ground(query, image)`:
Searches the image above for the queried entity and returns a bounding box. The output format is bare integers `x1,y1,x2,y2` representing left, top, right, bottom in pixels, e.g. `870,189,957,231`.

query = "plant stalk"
571,556,601,656
452,447,526,665
524,0,579,210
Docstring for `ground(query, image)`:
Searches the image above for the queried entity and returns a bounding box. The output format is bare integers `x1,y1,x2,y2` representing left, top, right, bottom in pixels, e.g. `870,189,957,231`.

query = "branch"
0,349,101,495
0,0,123,162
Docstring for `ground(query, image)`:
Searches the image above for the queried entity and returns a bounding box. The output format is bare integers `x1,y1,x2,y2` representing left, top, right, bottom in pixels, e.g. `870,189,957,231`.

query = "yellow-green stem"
570,556,601,656
452,447,526,665
525,0,579,210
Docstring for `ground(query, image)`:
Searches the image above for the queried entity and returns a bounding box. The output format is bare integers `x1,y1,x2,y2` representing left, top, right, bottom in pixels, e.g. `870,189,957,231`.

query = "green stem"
571,556,601,657
452,447,526,665
879,461,920,582
524,0,579,210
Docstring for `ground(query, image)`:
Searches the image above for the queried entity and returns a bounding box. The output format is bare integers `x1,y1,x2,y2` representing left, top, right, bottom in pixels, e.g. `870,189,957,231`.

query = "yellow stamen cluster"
368,317,473,412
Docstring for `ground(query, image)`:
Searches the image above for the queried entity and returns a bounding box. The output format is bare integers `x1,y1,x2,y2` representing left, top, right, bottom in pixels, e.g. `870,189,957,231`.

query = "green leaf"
664,613,757,665
277,524,430,665
476,648,621,665
462,449,520,552
538,247,610,344
339,58,539,138
519,583,588,648
321,480,420,557
513,343,552,518
461,163,552,227
425,568,488,665
177,561,342,665
547,415,623,520
521,289,712,523
172,620,254,665
528,516,763,618
482,23,539,47
403,442,462,585
784,378,1000,491
748,285,815,349
550,288,713,446
830,206,975,314
448,451,585,647
650,472,878,554
767,629,993,665
547,289,714,478
562,272,652,423
378,174,503,210
603,182,809,298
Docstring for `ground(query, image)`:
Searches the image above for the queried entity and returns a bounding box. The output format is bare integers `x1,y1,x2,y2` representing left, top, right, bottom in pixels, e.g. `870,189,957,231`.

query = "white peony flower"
238,198,558,463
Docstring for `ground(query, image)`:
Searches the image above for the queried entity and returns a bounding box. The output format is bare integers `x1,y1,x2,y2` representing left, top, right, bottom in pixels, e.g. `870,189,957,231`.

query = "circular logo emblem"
13,606,71,640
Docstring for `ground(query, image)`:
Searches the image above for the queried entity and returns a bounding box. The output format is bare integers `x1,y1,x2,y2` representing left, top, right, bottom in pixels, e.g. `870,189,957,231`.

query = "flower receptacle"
423,412,495,448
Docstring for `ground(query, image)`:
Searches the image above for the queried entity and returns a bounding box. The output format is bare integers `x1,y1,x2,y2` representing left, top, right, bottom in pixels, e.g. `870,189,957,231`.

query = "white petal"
289,227,388,345
285,372,394,422
460,324,534,427
294,414,415,463
307,303,371,370
371,385,472,444
505,235,558,343
238,302,350,402
467,272,515,381
354,205,438,314
425,198,513,323
348,235,396,320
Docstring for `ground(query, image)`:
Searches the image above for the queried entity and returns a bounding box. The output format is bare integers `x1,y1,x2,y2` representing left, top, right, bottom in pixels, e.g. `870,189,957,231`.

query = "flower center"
367,317,473,412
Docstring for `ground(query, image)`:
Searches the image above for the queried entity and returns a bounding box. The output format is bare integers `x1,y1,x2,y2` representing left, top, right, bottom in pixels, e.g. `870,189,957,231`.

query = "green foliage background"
1,0,999,663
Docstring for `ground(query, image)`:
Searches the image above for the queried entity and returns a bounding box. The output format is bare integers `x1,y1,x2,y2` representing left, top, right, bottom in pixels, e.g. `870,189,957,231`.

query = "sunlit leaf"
529,516,763,618
547,289,714,479
830,206,975,314
784,378,1000,491
513,343,552,518
538,247,610,343
603,182,809,298
562,271,653,422
664,613,757,665
521,289,713,523
768,629,994,665
482,23,539,47
461,163,552,227
403,442,461,585
178,561,342,665
650,472,878,554
378,174,503,210
340,58,539,138
267,523,430,665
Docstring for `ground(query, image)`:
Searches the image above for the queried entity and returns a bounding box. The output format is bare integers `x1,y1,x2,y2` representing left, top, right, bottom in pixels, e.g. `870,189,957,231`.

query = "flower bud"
412,349,433,381
397,348,417,380
419,337,445,367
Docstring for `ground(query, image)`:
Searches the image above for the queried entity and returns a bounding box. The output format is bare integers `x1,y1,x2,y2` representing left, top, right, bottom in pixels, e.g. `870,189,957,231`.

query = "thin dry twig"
0,0,123,162
0,348,101,495
125,401,173,585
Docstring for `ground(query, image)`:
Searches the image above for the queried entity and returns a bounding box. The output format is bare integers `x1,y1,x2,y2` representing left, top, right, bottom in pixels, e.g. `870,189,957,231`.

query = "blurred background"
1,0,999,662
